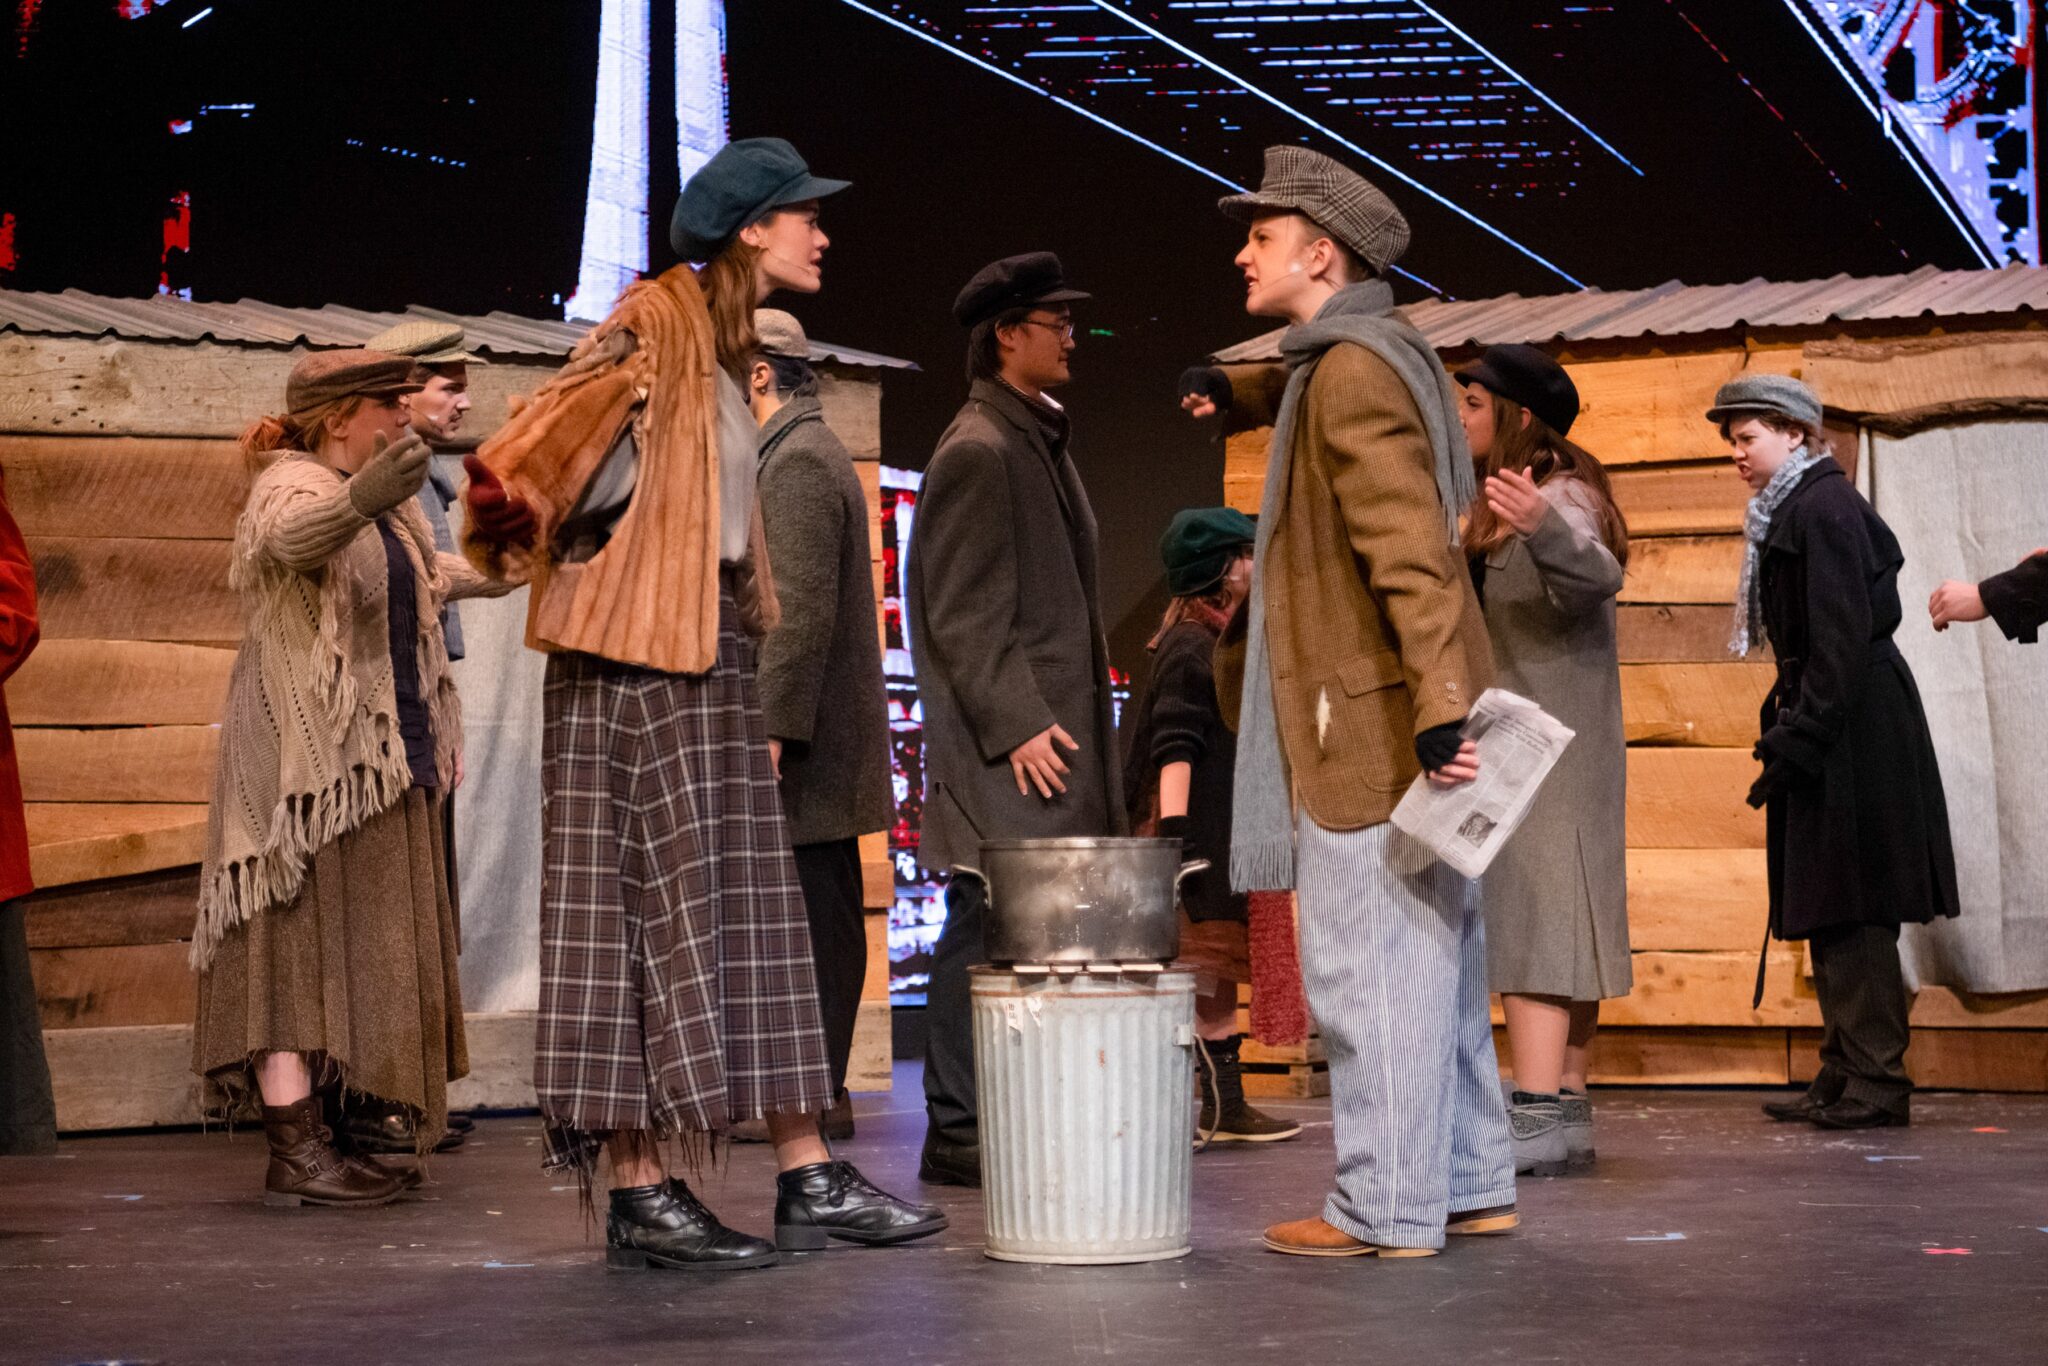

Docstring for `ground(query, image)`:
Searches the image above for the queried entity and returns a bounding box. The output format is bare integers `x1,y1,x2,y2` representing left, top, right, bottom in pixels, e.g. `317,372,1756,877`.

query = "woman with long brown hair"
193,351,504,1207
1455,344,1631,1179
461,138,942,1271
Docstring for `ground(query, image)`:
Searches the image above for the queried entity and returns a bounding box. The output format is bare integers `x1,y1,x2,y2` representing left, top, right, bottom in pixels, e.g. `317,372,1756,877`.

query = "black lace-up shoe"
604,1179,779,1271
774,1161,949,1250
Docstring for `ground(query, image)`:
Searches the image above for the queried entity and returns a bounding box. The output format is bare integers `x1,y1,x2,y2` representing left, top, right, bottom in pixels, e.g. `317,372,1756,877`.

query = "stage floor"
4,1066,2044,1365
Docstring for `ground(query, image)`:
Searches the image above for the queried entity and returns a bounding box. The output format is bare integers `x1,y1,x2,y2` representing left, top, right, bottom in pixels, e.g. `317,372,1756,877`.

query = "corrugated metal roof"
0,287,918,370
1210,263,2048,363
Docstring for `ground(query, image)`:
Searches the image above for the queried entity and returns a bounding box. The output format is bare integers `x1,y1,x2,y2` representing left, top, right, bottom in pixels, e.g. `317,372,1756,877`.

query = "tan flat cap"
754,308,810,360
286,350,422,416
364,319,486,366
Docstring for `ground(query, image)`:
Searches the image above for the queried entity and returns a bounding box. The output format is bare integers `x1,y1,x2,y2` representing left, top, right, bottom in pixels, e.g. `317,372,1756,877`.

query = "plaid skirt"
535,593,832,1173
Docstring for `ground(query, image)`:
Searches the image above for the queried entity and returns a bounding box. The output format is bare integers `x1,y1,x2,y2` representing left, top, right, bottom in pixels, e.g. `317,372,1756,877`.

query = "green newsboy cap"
1160,507,1257,597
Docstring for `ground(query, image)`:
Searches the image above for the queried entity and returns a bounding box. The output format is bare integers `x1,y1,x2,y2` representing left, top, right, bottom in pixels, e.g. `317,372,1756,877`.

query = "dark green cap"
1160,507,1257,597
670,137,849,262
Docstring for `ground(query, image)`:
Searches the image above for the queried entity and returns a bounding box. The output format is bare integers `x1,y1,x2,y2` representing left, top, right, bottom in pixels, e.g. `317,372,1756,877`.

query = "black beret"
1454,344,1581,438
954,252,1091,329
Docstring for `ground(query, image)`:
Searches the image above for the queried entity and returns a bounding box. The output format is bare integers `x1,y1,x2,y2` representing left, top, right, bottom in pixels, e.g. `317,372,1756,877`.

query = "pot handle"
951,863,988,912
1173,858,1211,901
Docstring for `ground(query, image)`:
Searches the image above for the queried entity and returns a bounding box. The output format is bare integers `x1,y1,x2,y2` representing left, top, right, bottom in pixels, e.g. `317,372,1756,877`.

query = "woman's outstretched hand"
1484,467,1547,537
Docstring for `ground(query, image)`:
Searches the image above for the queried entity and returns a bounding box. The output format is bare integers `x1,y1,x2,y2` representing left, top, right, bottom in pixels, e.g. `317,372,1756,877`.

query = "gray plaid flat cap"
1219,145,1411,275
1705,373,1823,429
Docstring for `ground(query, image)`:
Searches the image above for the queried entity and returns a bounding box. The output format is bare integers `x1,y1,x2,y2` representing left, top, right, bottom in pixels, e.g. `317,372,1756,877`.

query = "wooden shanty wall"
1224,322,2048,1091
0,321,898,1129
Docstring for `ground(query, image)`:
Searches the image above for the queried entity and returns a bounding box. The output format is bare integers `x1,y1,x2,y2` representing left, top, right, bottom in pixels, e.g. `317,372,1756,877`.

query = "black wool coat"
1120,618,1245,923
755,393,893,847
1981,550,2048,642
1752,458,1960,940
907,380,1125,872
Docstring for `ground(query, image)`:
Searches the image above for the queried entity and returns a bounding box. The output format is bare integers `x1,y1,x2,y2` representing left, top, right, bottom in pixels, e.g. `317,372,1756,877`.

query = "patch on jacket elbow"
1316,686,1332,751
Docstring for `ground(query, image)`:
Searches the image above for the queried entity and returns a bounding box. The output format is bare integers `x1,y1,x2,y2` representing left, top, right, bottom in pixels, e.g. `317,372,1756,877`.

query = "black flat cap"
954,252,1090,329
670,137,849,262
1454,344,1581,437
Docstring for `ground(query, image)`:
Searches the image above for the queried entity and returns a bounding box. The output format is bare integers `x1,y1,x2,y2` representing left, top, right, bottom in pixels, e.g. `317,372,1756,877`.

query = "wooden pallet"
1240,1058,1330,1099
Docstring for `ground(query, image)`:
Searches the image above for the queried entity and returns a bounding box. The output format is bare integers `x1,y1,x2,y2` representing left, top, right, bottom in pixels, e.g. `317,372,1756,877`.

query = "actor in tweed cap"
1193,145,1516,1257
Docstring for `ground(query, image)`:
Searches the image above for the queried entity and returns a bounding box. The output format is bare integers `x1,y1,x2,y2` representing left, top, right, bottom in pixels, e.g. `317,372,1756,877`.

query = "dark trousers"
1809,922,1912,1111
922,874,987,1145
794,837,867,1096
0,899,56,1154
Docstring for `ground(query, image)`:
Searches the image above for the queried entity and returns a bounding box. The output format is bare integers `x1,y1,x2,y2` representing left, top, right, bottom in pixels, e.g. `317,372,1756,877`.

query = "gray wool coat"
755,392,893,847
1478,479,1633,1001
907,379,1126,872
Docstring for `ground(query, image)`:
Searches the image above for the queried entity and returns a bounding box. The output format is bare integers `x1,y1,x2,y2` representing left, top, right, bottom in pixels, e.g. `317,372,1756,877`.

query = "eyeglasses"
1019,317,1075,340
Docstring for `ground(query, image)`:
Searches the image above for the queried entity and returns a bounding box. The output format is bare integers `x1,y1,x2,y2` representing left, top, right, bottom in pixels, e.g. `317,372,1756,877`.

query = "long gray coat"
1479,479,1632,1001
907,380,1125,871
755,392,893,847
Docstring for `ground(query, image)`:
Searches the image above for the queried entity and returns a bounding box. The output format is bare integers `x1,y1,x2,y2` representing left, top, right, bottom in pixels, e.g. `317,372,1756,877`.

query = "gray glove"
347,432,432,518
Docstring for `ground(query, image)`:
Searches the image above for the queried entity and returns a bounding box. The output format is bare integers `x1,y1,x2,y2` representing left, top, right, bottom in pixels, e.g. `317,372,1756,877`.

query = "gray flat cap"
1705,373,1822,428
754,308,809,360
1219,145,1410,276
364,319,486,367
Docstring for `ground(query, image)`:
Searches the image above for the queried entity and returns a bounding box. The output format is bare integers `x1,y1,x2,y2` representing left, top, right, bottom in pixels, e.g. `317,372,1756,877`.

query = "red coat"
0,472,38,903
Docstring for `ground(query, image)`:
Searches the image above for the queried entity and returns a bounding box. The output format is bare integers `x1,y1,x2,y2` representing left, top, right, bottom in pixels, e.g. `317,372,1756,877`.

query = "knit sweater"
192,452,506,969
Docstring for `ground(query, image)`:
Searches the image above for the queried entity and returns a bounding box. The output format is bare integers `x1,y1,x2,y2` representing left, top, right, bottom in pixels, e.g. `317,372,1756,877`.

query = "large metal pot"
955,837,1208,967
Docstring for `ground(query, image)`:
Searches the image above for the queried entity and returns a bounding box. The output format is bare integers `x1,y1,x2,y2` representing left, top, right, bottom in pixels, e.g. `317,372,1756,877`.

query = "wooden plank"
28,536,240,642
1494,1025,1791,1086
8,639,236,726
1609,460,1749,536
1242,1060,1329,1099
1602,949,1820,1028
1626,849,1767,951
848,999,893,1092
1224,432,1270,515
31,940,196,1029
1,435,246,539
1617,605,1749,663
1619,535,1742,605
815,371,883,462
16,727,219,804
43,1023,205,1130
859,829,892,911
22,866,198,949
24,802,208,887
1626,748,1763,848
1239,1027,1326,1066
1792,1027,2048,1093
1563,351,1746,466
1911,987,2048,1030
1621,661,1774,746
0,334,555,442
1804,331,2048,418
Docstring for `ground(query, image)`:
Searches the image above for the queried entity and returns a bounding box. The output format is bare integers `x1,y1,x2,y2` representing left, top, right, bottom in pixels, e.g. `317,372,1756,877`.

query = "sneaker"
1559,1089,1595,1170
1509,1092,1568,1177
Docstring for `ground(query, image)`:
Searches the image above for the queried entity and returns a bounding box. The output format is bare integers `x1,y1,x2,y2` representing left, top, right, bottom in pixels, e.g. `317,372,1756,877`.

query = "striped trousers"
1295,814,1515,1250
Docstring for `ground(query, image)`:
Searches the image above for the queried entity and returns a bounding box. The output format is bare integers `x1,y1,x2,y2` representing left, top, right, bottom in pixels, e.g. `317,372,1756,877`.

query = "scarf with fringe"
1729,444,1824,658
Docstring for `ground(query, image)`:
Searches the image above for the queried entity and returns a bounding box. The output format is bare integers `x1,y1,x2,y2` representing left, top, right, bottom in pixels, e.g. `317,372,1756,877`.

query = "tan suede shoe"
1447,1203,1520,1235
1262,1215,1439,1258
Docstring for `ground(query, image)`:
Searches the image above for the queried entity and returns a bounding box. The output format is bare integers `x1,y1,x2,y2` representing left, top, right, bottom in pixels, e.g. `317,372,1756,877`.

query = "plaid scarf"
1729,445,1824,657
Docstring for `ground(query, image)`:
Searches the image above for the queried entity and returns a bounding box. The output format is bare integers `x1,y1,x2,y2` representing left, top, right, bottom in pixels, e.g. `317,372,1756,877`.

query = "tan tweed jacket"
192,453,502,968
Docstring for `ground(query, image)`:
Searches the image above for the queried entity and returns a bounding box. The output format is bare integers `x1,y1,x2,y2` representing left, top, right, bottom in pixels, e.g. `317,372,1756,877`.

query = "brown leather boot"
261,1096,405,1208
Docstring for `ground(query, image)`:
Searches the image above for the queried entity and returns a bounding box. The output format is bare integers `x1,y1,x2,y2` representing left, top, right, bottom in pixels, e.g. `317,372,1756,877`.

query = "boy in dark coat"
907,253,1126,1187
1713,375,1960,1130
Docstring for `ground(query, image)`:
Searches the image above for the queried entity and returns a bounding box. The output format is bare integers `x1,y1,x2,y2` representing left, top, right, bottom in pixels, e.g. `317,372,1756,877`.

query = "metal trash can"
972,967,1195,1264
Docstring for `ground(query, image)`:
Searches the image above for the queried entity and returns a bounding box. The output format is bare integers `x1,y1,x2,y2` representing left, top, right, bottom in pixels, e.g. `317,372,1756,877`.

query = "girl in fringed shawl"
461,139,943,1271
193,350,509,1208
1712,374,1958,1133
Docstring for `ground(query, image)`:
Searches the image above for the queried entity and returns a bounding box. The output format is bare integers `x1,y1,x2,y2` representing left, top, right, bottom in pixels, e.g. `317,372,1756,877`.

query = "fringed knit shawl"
192,454,463,969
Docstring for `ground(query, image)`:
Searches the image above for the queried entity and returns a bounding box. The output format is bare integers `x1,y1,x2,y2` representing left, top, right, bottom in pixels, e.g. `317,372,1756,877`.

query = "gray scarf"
1729,445,1823,658
1229,281,1476,892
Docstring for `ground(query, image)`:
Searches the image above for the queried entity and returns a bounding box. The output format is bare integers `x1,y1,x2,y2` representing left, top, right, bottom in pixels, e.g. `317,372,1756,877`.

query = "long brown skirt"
193,788,468,1143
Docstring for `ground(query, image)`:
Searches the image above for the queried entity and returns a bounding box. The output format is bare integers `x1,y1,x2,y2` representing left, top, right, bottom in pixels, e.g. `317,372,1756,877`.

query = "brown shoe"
262,1096,405,1208
1262,1215,1438,1258
1447,1203,1520,1235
